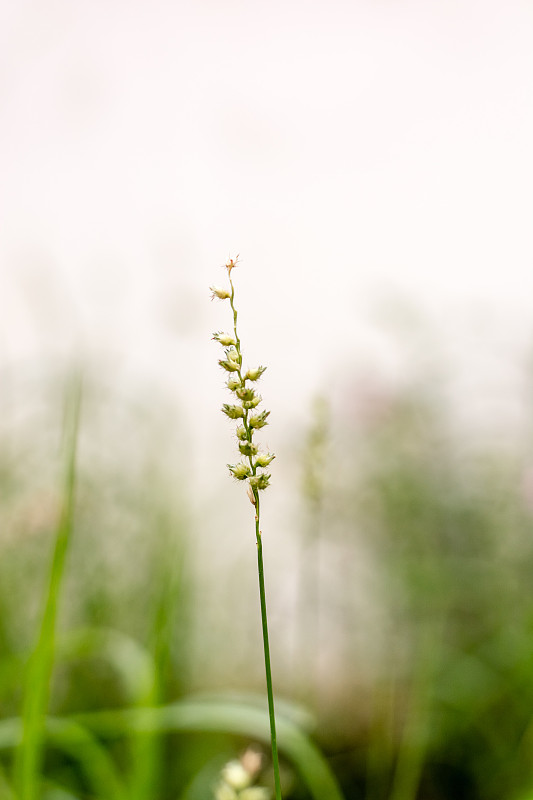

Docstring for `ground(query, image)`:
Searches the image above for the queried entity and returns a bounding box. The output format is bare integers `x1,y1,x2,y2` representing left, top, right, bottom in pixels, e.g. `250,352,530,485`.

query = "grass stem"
212,257,282,797
255,495,282,800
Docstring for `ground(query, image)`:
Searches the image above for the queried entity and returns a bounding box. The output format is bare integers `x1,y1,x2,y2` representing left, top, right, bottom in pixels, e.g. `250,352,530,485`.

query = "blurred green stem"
388,620,441,800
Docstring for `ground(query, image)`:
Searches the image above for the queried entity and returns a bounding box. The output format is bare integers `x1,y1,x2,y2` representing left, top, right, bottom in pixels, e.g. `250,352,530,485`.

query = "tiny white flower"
221,760,252,791
214,782,238,800
225,255,239,274
239,788,271,800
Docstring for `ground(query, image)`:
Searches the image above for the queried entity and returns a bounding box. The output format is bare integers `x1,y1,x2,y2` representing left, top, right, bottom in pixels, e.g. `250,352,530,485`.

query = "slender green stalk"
211,258,282,798
13,374,82,800
255,496,282,800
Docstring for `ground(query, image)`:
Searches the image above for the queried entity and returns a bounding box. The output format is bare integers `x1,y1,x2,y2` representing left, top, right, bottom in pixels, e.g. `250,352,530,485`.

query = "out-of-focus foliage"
1,363,533,799
299,386,533,800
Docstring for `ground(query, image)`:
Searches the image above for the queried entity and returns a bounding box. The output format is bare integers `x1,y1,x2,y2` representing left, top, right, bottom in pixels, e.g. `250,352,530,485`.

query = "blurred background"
1,1,533,798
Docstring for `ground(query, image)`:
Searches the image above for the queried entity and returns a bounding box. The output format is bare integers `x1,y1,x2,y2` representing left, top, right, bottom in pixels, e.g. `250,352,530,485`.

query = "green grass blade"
58,627,156,703
70,695,345,800
0,716,125,800
13,375,82,800
128,509,187,800
58,624,161,800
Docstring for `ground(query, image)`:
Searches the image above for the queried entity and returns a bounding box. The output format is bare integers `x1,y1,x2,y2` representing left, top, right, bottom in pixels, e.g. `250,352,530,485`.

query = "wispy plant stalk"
211,257,282,800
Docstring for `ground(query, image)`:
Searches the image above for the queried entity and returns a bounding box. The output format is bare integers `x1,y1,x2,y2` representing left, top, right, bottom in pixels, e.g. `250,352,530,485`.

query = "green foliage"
344,390,533,800
1,358,533,799
14,375,82,800
0,366,342,800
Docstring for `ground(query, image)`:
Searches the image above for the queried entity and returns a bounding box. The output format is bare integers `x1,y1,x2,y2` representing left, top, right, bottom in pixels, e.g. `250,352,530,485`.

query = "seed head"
214,744,269,800
236,387,256,402
249,473,271,491
244,366,266,381
249,410,270,429
243,396,261,409
212,258,275,499
219,359,240,373
254,452,275,468
222,404,245,419
228,462,252,480
239,441,258,456
227,376,241,391
210,286,231,301
219,347,241,372
213,332,236,346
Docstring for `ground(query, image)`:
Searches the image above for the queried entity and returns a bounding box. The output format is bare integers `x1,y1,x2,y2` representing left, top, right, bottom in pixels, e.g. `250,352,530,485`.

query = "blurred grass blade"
1,716,125,800
13,375,82,800
59,625,159,800
129,508,187,800
58,627,156,703
71,695,345,800
0,761,15,800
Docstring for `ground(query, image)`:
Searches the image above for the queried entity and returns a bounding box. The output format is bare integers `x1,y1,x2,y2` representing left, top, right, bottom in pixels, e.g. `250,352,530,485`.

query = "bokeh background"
1,1,533,798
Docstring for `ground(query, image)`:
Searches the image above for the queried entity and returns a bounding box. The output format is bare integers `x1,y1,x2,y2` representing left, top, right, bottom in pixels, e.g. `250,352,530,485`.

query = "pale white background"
1,0,532,483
